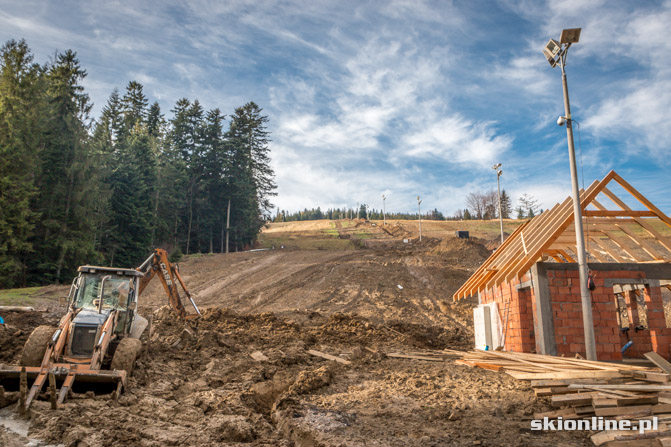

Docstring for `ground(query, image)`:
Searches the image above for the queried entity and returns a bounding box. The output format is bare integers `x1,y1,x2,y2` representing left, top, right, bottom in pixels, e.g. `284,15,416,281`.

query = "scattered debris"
250,351,269,362
306,349,351,365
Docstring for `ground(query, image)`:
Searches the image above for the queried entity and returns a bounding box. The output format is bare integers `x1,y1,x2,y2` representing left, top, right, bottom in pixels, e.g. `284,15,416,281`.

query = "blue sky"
1,0,670,215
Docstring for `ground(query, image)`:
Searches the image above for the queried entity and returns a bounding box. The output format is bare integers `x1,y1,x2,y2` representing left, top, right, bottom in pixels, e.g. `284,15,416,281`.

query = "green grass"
352,229,374,239
323,222,339,237
0,286,43,306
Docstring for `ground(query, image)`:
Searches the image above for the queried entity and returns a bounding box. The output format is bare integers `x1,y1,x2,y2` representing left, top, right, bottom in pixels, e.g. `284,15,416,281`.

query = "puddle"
0,407,63,447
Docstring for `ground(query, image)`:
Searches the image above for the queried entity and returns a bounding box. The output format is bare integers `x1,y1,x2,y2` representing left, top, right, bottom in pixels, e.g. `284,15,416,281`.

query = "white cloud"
584,78,671,157
402,115,512,163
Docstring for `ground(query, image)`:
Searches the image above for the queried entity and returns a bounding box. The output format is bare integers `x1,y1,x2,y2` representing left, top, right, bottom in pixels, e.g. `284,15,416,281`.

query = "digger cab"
68,266,148,348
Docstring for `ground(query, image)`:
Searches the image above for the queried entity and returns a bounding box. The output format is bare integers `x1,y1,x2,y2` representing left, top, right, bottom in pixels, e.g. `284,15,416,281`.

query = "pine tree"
500,189,512,219
120,81,148,139
0,40,43,287
27,49,103,283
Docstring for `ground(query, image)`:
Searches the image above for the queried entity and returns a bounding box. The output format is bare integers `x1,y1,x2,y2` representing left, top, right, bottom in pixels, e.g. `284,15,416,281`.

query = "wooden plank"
640,372,671,384
593,397,659,408
386,353,447,362
0,306,35,312
506,370,625,380
645,352,671,374
551,392,598,407
306,349,351,365
570,384,671,392
474,349,643,371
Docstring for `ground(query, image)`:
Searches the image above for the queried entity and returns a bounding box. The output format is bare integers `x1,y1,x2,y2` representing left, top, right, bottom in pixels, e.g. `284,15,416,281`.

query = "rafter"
453,171,671,301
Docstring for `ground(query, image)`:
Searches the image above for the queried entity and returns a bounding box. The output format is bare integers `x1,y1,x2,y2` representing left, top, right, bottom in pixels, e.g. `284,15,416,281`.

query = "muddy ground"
0,230,592,446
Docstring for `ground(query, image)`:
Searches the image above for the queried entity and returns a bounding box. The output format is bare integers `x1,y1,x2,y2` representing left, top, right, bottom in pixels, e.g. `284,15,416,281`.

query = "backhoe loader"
0,248,200,411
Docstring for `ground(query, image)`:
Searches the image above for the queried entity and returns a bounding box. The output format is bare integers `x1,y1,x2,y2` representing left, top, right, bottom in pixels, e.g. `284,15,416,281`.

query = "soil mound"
0,310,58,363
430,237,492,269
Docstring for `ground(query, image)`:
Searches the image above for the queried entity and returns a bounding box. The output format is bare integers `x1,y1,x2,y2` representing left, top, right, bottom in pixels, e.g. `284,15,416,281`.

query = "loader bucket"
0,363,126,410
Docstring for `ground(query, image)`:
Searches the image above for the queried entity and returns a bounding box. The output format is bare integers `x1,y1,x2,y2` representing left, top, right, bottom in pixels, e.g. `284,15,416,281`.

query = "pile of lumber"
457,350,671,446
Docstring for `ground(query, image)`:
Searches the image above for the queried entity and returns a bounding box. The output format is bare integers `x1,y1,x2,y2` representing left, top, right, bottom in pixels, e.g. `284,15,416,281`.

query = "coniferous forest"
0,40,276,288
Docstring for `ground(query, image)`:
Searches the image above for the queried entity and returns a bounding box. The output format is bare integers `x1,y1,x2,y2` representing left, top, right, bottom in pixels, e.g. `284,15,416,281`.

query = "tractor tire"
111,337,142,376
20,325,56,367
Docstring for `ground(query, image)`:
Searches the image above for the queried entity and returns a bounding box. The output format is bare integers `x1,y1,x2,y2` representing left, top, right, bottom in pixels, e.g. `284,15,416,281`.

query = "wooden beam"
488,199,569,288
644,352,671,374
599,229,648,262
612,171,671,229
602,186,671,254
615,223,668,261
590,235,626,263
583,210,657,217
453,219,530,300
509,175,613,282
556,248,576,263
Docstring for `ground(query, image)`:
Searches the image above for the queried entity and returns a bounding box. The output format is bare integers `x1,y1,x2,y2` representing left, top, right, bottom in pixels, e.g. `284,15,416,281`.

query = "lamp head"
560,28,581,44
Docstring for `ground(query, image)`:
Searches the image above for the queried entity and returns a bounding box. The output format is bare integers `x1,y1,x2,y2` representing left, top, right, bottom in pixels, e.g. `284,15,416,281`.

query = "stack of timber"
457,350,671,446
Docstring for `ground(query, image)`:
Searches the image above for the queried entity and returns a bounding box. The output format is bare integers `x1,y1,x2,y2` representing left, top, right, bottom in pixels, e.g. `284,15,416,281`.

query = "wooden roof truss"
453,171,671,301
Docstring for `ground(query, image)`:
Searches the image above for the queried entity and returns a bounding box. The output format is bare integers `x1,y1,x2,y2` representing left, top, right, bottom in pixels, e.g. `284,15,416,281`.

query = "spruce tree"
0,40,43,287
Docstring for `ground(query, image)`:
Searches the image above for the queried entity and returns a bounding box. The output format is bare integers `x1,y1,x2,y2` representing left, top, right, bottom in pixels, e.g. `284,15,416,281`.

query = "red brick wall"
479,274,533,353
478,266,669,361
548,269,622,361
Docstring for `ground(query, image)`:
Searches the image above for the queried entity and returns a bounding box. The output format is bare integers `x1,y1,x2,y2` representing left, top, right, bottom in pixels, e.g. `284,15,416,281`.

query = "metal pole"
382,195,386,226
496,172,504,244
560,48,596,361
417,197,422,242
225,198,231,254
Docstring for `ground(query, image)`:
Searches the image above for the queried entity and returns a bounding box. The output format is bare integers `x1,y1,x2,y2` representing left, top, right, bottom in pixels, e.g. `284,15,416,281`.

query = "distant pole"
493,163,504,245
417,196,422,241
356,202,359,219
382,194,386,226
225,198,231,254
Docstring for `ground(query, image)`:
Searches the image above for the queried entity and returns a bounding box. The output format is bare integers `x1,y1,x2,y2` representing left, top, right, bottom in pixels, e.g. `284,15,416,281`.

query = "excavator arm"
136,249,201,320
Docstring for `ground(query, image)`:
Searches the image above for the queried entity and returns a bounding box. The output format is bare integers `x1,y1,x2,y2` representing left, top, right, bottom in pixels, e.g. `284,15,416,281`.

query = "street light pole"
493,163,504,245
417,196,422,242
544,28,596,360
382,194,386,226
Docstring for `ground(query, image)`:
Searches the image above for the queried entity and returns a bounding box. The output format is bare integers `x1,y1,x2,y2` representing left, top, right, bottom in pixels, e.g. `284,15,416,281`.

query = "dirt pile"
10,307,588,447
0,310,59,364
430,237,492,270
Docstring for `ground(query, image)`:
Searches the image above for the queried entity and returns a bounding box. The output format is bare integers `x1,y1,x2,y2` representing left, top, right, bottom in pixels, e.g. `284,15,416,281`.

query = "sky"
1,0,670,215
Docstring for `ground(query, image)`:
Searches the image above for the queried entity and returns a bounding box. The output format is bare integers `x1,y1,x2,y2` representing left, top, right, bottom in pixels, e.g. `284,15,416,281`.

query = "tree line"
274,206,446,222
275,190,542,223
0,40,276,288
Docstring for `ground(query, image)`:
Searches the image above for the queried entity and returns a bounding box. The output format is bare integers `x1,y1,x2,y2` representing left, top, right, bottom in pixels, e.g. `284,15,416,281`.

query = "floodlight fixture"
560,28,581,44
543,38,561,67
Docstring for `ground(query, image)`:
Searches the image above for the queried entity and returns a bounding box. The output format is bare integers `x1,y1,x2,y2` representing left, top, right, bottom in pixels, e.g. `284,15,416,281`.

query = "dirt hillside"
0,223,589,446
